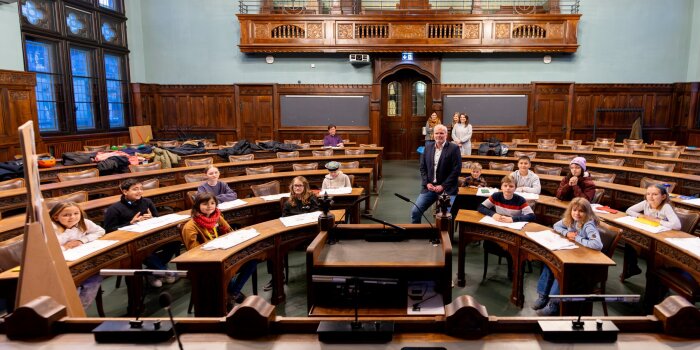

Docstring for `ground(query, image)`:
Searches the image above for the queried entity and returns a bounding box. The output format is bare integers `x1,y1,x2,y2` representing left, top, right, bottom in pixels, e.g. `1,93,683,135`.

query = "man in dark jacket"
411,124,462,223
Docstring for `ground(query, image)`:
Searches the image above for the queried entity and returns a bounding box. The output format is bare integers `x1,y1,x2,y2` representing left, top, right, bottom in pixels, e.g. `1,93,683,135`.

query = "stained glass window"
70,48,96,130
21,1,44,25
26,40,60,132
387,81,401,117
99,0,117,11
101,22,116,42
104,54,125,128
412,81,426,117
66,13,85,34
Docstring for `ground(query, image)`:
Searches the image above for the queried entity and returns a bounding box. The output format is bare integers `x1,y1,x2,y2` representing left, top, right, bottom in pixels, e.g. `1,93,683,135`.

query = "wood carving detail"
657,243,700,273
307,23,323,39
71,246,128,277
464,23,480,39
337,24,353,39
9,91,30,100
495,23,511,39
547,23,564,39
521,239,561,270
254,23,270,39
622,230,651,249
0,73,35,86
392,24,425,39
224,240,274,270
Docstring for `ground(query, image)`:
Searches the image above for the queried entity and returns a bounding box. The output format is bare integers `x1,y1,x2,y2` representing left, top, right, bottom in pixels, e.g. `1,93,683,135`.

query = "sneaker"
532,294,549,310
164,275,179,284
148,277,163,288
263,280,273,292
536,301,559,316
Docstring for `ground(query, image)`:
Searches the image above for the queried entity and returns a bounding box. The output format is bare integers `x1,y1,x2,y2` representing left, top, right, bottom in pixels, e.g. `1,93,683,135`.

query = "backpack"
477,138,508,156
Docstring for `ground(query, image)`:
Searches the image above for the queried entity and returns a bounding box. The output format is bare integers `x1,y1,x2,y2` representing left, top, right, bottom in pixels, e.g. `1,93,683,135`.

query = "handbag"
422,127,427,136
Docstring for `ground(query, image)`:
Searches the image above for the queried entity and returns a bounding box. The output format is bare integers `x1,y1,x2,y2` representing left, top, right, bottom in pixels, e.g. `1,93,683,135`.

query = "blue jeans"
537,265,560,296
411,191,456,224
143,242,181,270
227,261,258,296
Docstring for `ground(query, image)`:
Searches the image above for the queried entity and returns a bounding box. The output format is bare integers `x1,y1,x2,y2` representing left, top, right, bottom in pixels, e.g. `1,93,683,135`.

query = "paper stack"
120,214,190,233
201,228,260,250
319,187,353,195
218,199,248,210
63,240,120,261
279,211,322,227
479,215,528,230
525,230,578,251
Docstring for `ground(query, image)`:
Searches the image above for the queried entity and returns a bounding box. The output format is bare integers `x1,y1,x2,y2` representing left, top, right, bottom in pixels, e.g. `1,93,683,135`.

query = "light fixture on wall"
265,55,274,64
543,55,552,64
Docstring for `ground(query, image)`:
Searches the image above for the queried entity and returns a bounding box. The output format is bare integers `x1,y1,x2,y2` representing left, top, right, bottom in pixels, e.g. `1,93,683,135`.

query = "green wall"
0,3,23,71
687,0,700,81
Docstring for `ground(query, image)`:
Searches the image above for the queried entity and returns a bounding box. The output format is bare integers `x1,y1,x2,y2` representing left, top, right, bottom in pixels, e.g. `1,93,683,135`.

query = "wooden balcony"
237,13,580,53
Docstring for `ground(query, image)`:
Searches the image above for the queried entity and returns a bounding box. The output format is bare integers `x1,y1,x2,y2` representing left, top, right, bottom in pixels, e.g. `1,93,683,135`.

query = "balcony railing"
239,0,580,15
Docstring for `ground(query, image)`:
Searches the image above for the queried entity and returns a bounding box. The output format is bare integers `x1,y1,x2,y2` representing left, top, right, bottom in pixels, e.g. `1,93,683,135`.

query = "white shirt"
433,141,445,183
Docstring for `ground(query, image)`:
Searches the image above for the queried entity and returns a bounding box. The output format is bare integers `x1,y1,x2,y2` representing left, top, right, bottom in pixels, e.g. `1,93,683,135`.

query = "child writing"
533,197,603,316
50,201,105,310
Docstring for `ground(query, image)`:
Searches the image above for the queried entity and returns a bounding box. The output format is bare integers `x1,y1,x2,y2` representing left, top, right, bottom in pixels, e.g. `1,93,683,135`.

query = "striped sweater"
478,192,536,222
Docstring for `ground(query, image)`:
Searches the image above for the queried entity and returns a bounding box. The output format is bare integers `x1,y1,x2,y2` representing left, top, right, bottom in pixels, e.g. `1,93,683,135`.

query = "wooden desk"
455,210,615,315
305,223,452,316
172,209,344,317
498,142,700,159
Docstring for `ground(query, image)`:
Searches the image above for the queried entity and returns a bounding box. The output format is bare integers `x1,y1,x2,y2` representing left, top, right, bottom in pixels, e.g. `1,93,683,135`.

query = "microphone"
394,193,438,243
327,194,370,245
411,293,438,312
159,292,184,350
361,214,406,231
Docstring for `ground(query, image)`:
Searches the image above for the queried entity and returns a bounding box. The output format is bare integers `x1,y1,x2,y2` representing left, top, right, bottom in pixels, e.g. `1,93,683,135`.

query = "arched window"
387,81,401,116
412,81,427,116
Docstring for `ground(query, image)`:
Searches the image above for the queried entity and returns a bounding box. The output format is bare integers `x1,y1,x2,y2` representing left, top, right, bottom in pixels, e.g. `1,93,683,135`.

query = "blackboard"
443,95,528,126
280,95,369,127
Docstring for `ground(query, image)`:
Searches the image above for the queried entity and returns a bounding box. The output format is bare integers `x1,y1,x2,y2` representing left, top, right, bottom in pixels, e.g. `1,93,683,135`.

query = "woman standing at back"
452,113,473,155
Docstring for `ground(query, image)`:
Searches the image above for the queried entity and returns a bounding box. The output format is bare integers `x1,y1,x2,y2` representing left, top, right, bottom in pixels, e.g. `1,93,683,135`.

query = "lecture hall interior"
0,0,699,348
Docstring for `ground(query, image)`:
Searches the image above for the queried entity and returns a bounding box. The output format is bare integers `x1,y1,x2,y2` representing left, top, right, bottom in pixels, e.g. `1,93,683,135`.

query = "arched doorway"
380,69,432,160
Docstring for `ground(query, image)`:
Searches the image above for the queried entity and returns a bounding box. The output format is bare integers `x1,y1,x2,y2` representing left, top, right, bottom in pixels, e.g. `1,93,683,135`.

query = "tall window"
20,0,129,134
412,81,426,116
387,81,401,116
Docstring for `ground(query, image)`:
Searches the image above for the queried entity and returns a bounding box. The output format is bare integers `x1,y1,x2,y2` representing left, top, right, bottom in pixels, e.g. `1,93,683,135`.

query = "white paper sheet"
279,211,322,227
260,193,291,201
201,228,260,250
614,215,671,234
119,214,190,233
681,197,700,206
476,187,500,197
479,215,528,230
664,237,700,258
217,199,248,210
63,240,120,262
515,192,539,200
319,187,353,195
525,230,579,251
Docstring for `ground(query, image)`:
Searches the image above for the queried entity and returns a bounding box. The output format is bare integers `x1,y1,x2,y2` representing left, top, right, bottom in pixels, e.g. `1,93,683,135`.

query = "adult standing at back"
424,112,440,141
411,124,462,223
323,124,344,147
451,113,473,155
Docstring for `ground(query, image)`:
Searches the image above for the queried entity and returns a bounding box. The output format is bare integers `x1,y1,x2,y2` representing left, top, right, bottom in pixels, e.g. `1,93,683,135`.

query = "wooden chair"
488,162,514,171
511,138,529,144
57,168,100,182
184,173,208,183
347,174,355,186
594,141,614,148
83,144,110,152
298,143,311,149
591,188,605,204
562,140,582,146
141,178,160,190
533,165,561,176
596,137,615,143
129,162,163,173
156,140,179,148
653,150,680,159
513,151,536,159
229,154,254,162
537,138,556,145
625,143,645,150
676,208,700,235
283,139,301,145
623,139,643,145
15,152,51,160
338,161,359,169
360,144,377,147
594,221,623,315
292,163,318,171
571,145,593,151
184,157,214,167
653,140,676,147
45,191,89,210
0,178,25,191
643,161,675,172
225,141,238,147
276,151,299,158
245,165,274,175
537,143,557,150
312,150,333,157
661,145,685,152
250,180,281,197
552,153,576,161
344,149,365,155
596,156,625,166
186,190,199,207
124,143,141,149
588,171,616,183
342,139,350,144
309,139,324,144
461,161,473,169
255,139,273,144
609,147,633,154
639,177,677,194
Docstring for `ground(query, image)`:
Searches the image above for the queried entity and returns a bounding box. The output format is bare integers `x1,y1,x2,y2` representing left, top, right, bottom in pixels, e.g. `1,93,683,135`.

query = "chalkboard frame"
280,95,370,127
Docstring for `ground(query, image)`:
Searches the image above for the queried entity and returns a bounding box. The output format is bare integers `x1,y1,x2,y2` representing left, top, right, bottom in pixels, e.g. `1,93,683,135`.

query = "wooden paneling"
0,70,43,161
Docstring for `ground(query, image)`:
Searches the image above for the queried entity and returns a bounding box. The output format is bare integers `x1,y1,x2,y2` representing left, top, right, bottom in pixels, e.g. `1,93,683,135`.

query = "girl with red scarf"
182,192,257,308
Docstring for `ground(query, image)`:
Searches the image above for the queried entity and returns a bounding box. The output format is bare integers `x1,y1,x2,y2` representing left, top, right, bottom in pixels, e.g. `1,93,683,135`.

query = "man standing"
411,124,462,223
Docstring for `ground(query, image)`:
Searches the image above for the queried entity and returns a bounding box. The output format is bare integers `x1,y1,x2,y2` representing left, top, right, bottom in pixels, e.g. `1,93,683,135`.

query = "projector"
349,54,370,65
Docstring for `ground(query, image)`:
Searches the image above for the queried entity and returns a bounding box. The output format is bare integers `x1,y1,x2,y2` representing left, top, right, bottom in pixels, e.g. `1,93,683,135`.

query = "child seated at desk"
477,175,535,223
197,165,238,203
50,201,105,310
182,192,256,308
463,162,487,187
511,156,541,194
103,178,180,288
556,157,595,201
533,197,603,316
321,161,351,189
284,176,320,216
621,184,681,280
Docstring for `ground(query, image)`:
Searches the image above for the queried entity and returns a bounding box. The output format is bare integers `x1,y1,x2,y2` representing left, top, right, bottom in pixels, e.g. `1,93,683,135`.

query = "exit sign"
402,52,413,61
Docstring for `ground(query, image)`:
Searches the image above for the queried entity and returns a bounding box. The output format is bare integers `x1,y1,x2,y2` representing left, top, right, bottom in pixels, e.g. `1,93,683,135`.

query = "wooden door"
238,85,273,141
531,82,573,142
381,70,431,160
